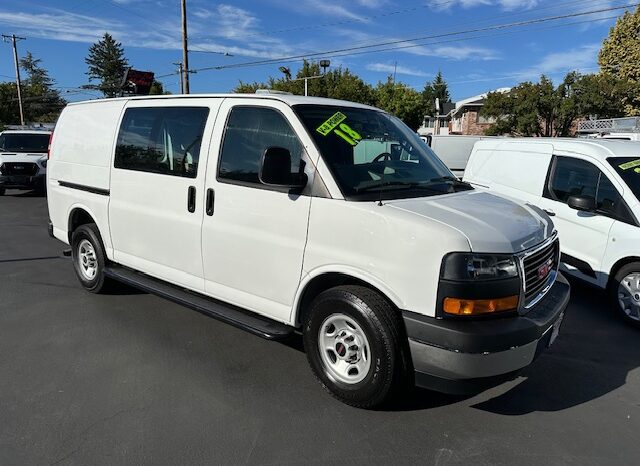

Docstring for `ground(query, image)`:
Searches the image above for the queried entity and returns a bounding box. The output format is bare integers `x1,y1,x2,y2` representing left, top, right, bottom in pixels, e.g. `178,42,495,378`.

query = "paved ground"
0,192,639,465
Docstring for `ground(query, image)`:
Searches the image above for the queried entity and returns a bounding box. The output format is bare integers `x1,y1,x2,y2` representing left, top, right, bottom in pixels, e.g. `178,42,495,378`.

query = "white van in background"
0,129,51,195
427,135,498,178
47,94,568,407
464,138,640,326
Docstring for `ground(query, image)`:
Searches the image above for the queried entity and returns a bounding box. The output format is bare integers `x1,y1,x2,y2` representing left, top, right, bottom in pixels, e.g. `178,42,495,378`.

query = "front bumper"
0,173,45,190
404,273,570,395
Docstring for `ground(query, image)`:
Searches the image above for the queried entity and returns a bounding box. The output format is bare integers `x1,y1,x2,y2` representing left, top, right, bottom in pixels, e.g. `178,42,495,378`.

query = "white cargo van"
0,129,51,195
427,135,497,178
47,94,568,407
464,138,640,326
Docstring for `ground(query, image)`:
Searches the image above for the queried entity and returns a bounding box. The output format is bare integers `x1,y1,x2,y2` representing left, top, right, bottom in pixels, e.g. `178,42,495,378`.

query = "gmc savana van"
47,94,569,407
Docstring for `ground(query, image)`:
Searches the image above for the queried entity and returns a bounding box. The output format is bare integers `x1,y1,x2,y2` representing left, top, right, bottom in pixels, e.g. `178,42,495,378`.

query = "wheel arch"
607,256,640,290
291,269,404,328
67,205,98,243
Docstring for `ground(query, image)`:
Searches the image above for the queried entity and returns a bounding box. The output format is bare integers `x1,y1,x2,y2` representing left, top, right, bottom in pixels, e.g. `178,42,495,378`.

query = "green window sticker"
635,167,640,174
619,159,640,170
316,112,347,136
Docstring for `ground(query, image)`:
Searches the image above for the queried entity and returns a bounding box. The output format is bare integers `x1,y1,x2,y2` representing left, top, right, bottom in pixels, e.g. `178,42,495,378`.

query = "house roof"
450,87,510,117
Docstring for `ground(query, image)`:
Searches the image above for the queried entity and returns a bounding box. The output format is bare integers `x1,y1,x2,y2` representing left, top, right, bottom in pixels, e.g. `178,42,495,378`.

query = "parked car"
464,138,640,326
426,135,497,178
0,129,51,195
47,94,569,407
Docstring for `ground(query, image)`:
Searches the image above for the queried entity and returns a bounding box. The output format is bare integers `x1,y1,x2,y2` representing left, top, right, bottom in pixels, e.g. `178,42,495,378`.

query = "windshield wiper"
354,181,447,194
427,176,473,190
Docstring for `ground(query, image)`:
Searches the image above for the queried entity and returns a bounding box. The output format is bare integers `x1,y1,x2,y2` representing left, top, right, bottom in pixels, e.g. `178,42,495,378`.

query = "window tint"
549,157,599,202
550,156,633,223
0,133,50,152
115,107,209,178
218,106,303,184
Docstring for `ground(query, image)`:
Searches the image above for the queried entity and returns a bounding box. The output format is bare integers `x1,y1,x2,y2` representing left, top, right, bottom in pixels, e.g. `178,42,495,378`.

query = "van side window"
547,156,634,223
115,107,209,178
218,106,303,185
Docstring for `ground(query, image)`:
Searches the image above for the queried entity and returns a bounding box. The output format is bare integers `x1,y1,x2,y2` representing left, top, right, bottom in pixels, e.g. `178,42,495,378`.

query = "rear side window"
115,107,209,178
218,106,303,185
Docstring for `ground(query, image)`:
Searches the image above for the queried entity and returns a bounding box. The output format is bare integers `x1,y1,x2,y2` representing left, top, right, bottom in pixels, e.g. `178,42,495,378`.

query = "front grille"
0,162,39,176
522,238,559,307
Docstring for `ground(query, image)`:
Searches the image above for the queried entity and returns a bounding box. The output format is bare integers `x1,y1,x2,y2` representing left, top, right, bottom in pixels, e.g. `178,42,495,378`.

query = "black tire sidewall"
303,288,397,407
610,263,640,327
71,224,107,293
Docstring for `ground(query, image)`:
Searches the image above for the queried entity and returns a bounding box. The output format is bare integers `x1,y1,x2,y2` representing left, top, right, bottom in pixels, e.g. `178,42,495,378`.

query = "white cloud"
436,0,539,10
403,43,499,61
366,62,429,77
518,43,600,79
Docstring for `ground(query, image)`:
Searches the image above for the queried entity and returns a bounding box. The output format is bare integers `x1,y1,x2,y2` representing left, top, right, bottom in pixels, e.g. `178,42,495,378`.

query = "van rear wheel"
303,285,409,408
610,262,640,327
71,223,110,293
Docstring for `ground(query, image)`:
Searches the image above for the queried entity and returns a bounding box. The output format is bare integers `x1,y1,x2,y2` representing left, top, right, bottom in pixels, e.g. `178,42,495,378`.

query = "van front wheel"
611,262,640,327
303,285,408,408
71,224,110,293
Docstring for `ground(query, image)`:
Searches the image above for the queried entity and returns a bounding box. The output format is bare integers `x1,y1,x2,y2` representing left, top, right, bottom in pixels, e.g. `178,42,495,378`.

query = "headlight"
441,253,519,281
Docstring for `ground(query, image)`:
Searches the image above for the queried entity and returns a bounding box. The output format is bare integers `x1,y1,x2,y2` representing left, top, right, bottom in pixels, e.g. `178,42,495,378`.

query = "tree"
598,6,640,115
0,82,21,127
421,71,451,116
148,80,171,95
85,33,129,98
19,52,66,122
235,61,375,104
374,77,425,131
483,72,632,137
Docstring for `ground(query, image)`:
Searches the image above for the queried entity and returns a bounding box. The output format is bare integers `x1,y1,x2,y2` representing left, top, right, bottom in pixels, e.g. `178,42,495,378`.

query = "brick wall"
451,108,494,135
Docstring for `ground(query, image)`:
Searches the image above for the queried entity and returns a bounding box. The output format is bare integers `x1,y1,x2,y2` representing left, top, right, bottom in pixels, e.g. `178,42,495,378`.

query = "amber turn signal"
443,295,519,316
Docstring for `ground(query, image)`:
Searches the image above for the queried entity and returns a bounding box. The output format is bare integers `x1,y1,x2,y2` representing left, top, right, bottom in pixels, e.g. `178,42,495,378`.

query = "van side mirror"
259,146,307,190
567,195,596,212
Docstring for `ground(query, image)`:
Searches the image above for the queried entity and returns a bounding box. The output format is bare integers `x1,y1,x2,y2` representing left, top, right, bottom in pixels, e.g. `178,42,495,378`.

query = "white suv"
465,138,640,326
47,94,568,407
0,129,51,195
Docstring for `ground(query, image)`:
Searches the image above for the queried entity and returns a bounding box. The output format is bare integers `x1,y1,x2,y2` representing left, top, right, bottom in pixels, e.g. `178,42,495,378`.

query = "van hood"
0,152,47,162
386,190,554,253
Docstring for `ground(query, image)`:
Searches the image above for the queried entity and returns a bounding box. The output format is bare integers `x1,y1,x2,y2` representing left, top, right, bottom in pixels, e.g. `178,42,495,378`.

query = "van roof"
473,137,640,160
66,93,380,111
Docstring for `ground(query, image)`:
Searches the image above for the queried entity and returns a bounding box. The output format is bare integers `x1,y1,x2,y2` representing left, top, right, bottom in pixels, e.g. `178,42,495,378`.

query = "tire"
303,285,410,408
0,187,5,196
609,262,640,327
70,223,110,293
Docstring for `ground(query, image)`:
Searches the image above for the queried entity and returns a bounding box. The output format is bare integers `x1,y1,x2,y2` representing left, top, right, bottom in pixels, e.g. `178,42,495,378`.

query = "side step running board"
104,265,295,340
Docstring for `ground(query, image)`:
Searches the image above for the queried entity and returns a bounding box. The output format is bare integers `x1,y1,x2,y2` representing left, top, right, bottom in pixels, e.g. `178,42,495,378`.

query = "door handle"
187,186,196,213
543,208,556,217
206,188,215,216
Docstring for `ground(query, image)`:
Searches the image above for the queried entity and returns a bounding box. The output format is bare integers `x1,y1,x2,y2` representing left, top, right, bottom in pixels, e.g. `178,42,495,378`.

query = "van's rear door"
108,98,222,292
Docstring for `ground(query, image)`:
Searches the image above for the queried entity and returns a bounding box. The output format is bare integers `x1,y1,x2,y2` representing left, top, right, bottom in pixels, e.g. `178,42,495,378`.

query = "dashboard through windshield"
294,105,470,201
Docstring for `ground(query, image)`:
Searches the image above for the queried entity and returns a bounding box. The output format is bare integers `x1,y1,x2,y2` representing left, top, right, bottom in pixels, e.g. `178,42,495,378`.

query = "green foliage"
421,71,451,116
483,72,633,136
598,6,640,115
148,80,171,95
85,33,129,98
0,52,66,126
234,60,427,129
373,77,425,131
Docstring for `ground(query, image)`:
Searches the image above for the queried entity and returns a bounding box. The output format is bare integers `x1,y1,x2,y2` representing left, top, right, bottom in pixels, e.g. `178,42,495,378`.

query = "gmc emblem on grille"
538,260,553,280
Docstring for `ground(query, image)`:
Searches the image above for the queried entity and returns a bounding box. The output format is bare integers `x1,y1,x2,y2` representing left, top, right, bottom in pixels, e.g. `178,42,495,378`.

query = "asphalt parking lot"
1,192,639,465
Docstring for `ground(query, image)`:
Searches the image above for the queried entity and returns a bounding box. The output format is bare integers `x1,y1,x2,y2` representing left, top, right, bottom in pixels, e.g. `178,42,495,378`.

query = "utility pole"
2,34,26,125
180,0,190,94
173,62,184,94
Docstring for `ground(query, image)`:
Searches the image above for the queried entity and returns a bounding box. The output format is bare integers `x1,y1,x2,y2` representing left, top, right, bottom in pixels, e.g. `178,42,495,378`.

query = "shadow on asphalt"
71,271,640,414
1,189,46,198
473,277,639,415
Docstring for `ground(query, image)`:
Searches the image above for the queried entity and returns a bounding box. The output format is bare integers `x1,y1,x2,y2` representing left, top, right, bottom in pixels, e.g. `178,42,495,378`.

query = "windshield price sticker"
317,112,347,136
316,112,363,146
619,159,640,171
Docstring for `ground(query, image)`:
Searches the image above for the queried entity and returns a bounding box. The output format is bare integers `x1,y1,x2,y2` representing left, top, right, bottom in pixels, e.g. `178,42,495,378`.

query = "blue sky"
0,0,634,102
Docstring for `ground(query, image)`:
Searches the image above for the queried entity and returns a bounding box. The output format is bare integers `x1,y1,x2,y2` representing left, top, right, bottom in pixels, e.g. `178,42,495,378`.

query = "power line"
190,3,638,74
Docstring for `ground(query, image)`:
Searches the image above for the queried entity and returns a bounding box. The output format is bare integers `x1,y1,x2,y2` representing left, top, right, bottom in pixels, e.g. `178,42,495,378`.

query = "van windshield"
294,105,470,200
608,157,640,201
0,133,50,153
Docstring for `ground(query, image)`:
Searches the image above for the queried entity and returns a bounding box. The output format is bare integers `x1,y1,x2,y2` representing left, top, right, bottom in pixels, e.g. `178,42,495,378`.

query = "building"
418,88,510,137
